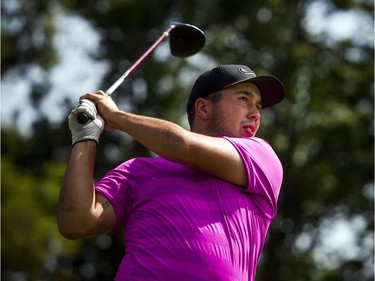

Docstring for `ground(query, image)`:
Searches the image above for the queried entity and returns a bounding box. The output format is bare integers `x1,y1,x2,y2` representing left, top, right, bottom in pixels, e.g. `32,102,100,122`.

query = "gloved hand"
68,99,104,146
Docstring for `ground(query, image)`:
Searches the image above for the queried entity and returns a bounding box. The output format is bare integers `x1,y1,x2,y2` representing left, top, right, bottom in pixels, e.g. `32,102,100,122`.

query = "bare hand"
80,91,120,131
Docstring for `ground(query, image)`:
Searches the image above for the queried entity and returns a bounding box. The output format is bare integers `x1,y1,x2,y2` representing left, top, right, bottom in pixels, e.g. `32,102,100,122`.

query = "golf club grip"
77,112,90,124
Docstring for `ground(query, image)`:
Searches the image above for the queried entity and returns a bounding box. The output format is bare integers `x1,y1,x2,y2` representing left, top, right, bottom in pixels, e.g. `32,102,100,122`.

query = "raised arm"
108,111,246,185
82,91,248,187
57,101,116,239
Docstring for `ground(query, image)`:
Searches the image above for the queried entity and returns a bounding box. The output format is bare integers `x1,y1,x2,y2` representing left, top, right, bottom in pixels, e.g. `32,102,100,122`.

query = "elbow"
58,221,82,240
57,214,90,240
58,225,83,240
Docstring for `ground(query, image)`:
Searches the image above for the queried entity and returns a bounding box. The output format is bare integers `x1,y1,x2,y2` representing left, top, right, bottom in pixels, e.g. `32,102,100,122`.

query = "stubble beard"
206,108,235,137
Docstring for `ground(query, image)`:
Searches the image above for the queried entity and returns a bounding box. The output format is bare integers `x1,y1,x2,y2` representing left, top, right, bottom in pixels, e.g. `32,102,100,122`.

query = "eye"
256,104,262,111
240,96,248,103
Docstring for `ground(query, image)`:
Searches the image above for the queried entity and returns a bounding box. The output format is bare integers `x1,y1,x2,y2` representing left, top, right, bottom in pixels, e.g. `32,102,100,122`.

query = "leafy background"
1,0,373,280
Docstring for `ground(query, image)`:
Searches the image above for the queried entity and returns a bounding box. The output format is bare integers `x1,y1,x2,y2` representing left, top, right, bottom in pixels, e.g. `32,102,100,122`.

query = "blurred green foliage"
1,0,373,280
2,154,80,280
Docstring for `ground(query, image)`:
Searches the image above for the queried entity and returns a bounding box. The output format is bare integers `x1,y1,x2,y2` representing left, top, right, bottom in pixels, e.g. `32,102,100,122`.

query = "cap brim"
248,75,285,108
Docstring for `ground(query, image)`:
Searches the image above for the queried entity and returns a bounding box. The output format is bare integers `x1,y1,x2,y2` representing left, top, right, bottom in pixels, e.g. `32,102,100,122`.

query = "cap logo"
239,66,252,75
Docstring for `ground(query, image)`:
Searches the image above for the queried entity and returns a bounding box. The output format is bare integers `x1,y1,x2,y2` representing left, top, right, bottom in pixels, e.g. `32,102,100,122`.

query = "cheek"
225,110,242,126
215,102,245,125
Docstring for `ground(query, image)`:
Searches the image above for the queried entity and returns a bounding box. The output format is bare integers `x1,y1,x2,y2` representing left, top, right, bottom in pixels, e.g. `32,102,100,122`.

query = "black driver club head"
169,23,206,57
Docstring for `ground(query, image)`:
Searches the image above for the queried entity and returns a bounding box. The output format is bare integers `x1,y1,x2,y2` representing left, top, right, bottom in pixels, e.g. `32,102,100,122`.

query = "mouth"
243,125,256,137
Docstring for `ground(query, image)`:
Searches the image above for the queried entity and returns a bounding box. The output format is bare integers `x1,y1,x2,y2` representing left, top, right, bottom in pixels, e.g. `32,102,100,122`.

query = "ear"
195,98,210,121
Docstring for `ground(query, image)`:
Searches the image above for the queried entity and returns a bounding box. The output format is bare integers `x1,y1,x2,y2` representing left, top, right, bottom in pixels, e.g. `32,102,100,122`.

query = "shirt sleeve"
95,160,136,231
223,137,283,219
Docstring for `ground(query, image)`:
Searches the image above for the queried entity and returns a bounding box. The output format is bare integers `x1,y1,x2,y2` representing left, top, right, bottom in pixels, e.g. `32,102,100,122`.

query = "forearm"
58,141,98,239
110,111,192,163
80,91,195,163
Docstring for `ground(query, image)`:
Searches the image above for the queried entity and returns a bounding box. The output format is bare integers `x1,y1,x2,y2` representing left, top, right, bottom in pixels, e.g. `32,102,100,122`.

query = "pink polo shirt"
95,137,283,281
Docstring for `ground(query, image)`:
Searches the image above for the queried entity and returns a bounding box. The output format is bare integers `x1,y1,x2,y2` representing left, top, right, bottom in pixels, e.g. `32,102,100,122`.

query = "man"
58,64,285,281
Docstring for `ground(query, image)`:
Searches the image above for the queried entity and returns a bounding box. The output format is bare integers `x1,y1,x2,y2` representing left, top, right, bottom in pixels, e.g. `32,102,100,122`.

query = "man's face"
205,82,262,138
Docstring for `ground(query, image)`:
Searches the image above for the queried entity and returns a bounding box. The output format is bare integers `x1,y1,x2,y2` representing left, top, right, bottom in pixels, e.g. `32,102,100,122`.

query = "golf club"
77,22,205,124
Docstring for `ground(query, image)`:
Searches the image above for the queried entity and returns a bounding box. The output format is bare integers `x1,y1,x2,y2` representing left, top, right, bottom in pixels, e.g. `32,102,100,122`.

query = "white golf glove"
68,99,104,146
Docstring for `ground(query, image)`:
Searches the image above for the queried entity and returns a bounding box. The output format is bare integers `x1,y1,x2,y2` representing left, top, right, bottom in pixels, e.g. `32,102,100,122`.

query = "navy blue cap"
187,64,285,112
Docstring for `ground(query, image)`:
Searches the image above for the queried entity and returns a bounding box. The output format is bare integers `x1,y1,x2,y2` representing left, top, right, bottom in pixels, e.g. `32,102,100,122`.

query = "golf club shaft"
106,26,174,95
76,26,174,124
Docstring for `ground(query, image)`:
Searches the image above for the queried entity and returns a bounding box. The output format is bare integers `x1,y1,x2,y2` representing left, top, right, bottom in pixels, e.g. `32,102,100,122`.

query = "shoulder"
223,136,283,182
223,137,276,156
223,137,283,218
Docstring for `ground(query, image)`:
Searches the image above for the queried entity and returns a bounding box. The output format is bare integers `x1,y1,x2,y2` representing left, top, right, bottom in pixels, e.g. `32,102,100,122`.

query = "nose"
247,109,260,122
250,113,260,122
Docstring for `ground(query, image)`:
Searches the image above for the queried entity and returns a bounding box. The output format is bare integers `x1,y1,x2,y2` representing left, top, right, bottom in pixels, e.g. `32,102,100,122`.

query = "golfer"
58,64,285,281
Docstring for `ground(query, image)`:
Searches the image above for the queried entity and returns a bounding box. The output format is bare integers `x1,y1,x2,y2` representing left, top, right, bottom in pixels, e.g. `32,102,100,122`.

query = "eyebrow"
236,90,254,96
236,90,263,105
